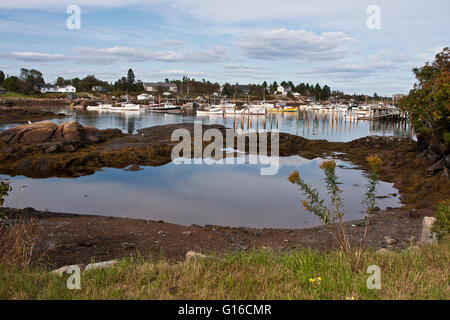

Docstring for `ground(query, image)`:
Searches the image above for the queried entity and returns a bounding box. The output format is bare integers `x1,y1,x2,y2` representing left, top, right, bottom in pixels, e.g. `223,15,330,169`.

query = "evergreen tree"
126,69,135,90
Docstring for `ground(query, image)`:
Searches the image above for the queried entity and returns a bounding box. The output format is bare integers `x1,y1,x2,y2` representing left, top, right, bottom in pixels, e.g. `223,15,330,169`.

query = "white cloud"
3,51,69,62
73,46,227,64
140,69,207,78
238,28,355,61
160,40,184,47
2,45,228,65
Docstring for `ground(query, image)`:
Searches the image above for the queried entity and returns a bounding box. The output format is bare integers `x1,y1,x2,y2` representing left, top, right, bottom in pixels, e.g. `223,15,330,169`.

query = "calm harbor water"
0,106,414,142
1,156,401,228
0,106,408,228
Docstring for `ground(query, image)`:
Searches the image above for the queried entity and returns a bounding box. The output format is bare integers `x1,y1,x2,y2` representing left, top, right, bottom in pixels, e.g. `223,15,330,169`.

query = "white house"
143,82,177,93
137,93,153,100
92,85,107,92
277,85,291,96
40,84,76,93
58,85,76,93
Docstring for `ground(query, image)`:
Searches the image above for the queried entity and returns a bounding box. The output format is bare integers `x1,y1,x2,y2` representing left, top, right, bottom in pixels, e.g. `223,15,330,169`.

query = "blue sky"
0,0,448,95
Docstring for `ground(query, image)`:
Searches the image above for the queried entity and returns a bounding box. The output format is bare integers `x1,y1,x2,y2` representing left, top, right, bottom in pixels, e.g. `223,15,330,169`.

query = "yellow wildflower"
367,155,383,170
309,277,322,284
319,160,336,171
288,170,300,183
301,200,309,210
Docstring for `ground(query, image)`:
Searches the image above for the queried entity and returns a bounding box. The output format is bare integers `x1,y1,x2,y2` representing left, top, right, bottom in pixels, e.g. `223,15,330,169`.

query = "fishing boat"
99,103,112,110
110,102,140,111
148,102,181,112
334,104,348,112
86,104,100,111
196,107,224,116
87,103,112,111
211,102,237,114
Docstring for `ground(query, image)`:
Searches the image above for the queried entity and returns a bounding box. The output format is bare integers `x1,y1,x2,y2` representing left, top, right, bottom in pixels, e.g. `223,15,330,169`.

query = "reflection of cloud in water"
1,156,402,228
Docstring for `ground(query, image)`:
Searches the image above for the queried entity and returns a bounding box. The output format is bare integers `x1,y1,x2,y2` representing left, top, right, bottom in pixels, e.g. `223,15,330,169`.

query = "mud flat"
0,206,431,268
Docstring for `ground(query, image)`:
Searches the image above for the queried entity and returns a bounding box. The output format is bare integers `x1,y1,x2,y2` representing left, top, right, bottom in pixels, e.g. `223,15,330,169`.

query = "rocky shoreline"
0,118,448,268
0,106,68,126
0,206,432,268
1,120,448,207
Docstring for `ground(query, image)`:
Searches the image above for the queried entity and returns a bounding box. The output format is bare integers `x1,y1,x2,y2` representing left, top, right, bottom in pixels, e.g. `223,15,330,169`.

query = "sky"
0,0,448,96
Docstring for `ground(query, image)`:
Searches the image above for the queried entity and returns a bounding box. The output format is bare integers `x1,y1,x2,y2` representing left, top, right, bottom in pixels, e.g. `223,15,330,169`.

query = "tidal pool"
1,156,401,229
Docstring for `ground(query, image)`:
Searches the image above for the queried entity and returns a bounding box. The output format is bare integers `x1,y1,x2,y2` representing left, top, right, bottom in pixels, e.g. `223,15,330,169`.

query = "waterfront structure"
277,85,292,95
143,82,177,93
393,94,405,101
92,86,108,92
39,84,76,93
137,93,153,100
235,84,250,95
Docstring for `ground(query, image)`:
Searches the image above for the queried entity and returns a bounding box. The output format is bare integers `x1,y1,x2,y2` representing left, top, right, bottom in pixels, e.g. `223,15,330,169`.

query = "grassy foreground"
0,241,448,300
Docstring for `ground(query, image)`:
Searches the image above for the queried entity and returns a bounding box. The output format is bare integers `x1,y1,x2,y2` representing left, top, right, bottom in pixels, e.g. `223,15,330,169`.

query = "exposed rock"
408,208,420,218
186,251,207,262
427,159,445,176
445,154,450,168
419,217,437,244
0,121,101,145
50,260,119,276
124,165,143,172
63,144,76,153
1,121,56,143
84,260,119,272
50,264,85,276
46,144,59,153
383,236,398,245
56,121,101,144
182,231,193,236
376,248,389,255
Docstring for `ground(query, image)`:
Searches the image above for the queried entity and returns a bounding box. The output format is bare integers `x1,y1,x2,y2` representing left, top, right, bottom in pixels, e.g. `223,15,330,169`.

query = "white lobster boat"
110,102,140,111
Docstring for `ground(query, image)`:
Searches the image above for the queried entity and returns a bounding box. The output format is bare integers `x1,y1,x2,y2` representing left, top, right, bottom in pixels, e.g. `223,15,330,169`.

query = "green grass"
0,92,38,99
1,241,448,300
0,92,92,99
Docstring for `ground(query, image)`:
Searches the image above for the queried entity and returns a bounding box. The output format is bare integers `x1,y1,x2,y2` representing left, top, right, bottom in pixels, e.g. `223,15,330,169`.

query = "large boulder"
1,121,57,143
420,216,437,244
52,121,101,144
0,121,101,144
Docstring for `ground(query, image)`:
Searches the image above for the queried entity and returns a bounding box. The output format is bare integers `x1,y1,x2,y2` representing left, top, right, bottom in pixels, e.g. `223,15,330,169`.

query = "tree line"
0,68,391,101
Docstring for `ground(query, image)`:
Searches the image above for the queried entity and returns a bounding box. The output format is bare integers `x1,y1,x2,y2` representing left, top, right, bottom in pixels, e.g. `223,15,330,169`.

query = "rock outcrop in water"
0,121,101,144
0,106,68,125
0,122,448,208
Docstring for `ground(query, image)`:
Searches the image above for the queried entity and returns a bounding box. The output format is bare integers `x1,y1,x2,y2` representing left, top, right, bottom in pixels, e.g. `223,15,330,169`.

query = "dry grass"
0,217,39,269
